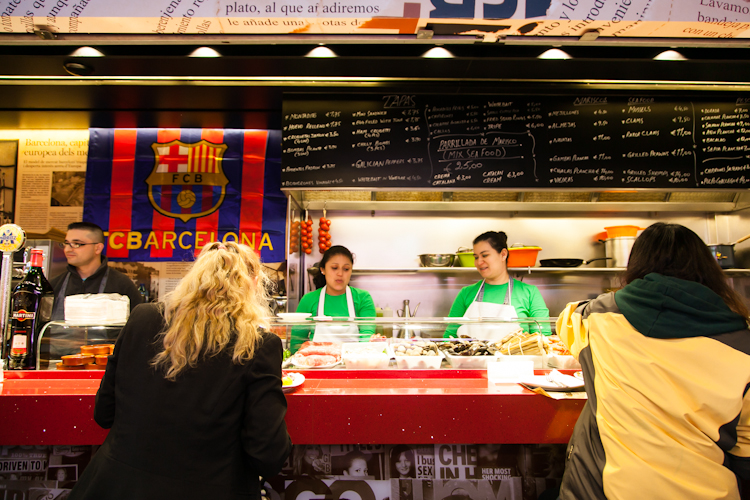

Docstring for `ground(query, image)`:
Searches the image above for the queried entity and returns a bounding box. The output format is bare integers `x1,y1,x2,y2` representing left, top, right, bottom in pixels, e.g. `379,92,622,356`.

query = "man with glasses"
49,222,142,321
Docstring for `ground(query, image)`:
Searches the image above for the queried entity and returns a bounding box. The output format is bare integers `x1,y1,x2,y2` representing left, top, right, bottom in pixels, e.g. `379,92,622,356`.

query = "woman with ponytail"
291,245,376,353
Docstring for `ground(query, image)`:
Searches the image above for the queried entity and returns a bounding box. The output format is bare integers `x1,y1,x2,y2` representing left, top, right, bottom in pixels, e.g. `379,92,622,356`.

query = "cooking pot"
602,236,636,268
708,233,750,269
539,257,611,268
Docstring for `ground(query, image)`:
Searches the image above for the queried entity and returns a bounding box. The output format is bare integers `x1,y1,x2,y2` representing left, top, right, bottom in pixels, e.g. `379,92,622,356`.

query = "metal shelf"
353,267,750,275
353,267,624,274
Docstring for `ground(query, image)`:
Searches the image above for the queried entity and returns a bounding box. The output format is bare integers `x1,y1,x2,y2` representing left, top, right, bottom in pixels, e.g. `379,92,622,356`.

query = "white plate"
289,352,342,369
282,372,305,392
277,313,312,321
292,359,342,369
517,374,585,392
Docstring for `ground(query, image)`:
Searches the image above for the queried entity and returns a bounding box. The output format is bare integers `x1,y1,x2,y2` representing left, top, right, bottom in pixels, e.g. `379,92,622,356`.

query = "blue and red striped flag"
84,128,286,262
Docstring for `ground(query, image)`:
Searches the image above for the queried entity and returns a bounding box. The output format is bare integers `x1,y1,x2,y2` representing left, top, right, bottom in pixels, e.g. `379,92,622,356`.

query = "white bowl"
343,352,391,369
394,354,443,369
341,342,390,369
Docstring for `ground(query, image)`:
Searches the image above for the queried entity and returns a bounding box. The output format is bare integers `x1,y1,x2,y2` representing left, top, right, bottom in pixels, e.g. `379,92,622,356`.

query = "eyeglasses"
59,241,99,249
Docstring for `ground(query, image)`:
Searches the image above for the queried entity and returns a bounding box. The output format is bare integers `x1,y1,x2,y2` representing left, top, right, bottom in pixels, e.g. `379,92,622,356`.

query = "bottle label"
12,309,35,322
10,334,27,355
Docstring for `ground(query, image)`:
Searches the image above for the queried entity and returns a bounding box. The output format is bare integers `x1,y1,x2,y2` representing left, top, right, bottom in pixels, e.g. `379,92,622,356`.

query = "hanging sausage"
289,218,300,254
318,207,332,253
301,210,313,254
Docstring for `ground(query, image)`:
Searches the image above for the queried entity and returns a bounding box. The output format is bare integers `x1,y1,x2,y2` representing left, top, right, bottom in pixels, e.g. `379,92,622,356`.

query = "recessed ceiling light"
422,47,454,59
538,48,572,60
63,62,94,76
189,47,221,58
305,46,337,58
69,46,104,57
653,50,687,61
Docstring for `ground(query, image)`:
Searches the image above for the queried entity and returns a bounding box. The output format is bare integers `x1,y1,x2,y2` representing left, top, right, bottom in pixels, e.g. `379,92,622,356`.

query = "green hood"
614,273,747,339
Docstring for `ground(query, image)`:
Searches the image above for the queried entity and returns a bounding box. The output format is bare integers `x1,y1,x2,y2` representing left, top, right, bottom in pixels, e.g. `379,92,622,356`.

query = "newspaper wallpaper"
0,444,567,500
0,0,749,39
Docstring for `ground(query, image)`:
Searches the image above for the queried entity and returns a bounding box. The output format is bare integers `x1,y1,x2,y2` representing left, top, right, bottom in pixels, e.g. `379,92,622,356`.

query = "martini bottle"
6,249,54,370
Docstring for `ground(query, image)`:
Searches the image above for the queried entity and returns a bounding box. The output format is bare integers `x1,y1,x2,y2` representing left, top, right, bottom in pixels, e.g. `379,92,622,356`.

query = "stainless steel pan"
539,257,610,268
708,233,750,269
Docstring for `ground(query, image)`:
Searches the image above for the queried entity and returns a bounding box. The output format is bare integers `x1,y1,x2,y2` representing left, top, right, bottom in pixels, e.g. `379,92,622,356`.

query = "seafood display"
342,342,390,369
289,342,342,368
390,340,441,356
390,340,443,369
437,340,495,356
494,332,548,356
282,335,575,371
437,331,549,357
547,335,572,355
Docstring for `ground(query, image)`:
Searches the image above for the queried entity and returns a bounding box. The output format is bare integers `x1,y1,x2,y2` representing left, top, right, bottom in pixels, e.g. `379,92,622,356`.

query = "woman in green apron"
445,231,551,339
291,246,376,353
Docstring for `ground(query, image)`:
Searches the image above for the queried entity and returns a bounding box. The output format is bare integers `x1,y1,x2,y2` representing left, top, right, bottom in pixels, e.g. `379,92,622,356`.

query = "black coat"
70,303,292,500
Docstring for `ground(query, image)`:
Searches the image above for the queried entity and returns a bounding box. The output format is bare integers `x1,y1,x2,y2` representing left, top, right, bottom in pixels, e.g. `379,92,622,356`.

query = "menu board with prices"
281,94,750,190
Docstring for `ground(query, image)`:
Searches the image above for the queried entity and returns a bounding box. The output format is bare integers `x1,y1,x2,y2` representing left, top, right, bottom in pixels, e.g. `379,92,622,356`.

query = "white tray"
444,352,493,369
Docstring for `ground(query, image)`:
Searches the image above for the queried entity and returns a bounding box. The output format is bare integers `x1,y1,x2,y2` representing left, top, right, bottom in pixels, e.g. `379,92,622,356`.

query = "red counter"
0,369,584,445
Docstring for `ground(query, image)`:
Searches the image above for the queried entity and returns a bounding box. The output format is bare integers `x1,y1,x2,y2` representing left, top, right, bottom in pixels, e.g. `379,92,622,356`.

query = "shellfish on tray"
437,339,495,356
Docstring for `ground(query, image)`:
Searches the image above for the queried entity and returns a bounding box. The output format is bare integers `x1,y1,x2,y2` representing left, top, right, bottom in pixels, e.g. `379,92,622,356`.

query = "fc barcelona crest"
146,139,230,223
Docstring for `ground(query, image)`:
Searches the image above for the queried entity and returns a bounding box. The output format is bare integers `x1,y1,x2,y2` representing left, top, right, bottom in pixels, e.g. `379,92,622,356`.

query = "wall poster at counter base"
281,94,750,190
0,443,565,500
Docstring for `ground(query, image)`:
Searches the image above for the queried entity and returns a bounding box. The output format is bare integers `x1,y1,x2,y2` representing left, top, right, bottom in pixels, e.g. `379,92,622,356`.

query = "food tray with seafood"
444,352,492,369
341,342,391,369
491,332,549,356
288,342,342,369
437,339,497,369
388,339,444,369
543,335,580,368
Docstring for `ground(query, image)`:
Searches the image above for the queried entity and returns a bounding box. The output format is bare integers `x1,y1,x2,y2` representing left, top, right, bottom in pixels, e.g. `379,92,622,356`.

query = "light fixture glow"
306,46,337,58
189,47,221,58
422,47,454,59
69,46,104,57
654,50,687,61
538,48,572,60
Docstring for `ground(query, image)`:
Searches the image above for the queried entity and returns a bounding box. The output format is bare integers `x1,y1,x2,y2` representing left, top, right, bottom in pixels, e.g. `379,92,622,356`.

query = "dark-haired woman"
390,444,416,479
291,245,376,353
556,222,750,499
445,231,550,339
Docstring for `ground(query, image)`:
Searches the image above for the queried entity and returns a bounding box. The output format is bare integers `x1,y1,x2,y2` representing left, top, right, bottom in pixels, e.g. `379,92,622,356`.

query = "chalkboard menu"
281,94,750,189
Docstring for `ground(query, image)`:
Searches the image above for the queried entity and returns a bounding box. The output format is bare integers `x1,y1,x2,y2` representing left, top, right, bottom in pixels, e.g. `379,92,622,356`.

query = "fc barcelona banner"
84,128,286,263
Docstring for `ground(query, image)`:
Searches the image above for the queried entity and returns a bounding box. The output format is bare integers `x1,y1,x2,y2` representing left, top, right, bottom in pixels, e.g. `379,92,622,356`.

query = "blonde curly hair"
152,241,272,380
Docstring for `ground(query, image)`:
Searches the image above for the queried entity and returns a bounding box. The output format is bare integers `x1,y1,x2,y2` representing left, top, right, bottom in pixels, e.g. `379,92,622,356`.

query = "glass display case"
36,321,125,369
272,316,577,371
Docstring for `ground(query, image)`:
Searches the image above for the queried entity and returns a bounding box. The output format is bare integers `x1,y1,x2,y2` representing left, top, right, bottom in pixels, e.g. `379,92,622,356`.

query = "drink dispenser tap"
396,300,421,339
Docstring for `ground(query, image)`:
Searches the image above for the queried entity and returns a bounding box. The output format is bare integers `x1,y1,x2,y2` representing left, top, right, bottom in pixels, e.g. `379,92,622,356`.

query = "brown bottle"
6,249,54,370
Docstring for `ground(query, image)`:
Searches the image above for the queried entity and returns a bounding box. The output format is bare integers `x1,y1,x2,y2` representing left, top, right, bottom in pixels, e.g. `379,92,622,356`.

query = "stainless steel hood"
286,189,750,213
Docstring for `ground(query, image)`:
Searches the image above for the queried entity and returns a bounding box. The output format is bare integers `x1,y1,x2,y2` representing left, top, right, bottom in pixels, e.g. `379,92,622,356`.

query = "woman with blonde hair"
70,242,292,500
